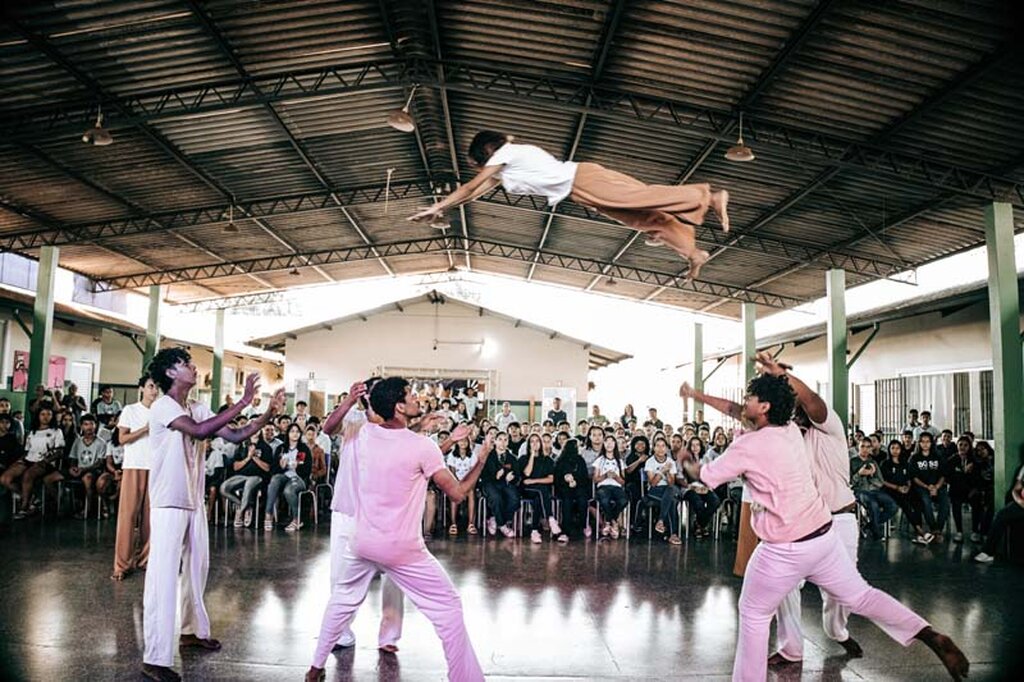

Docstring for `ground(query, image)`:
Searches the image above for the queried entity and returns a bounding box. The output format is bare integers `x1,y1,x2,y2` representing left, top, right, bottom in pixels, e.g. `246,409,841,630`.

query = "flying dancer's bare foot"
684,249,710,282
711,189,730,233
915,627,969,681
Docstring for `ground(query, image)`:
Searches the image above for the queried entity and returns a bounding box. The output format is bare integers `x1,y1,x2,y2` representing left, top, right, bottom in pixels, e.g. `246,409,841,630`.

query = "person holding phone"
643,436,683,545
265,422,313,531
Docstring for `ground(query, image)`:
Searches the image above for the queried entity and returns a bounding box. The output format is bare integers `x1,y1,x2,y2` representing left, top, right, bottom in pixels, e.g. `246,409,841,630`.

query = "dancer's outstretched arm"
408,165,503,222
322,381,366,437
754,351,827,423
679,382,743,422
433,429,493,504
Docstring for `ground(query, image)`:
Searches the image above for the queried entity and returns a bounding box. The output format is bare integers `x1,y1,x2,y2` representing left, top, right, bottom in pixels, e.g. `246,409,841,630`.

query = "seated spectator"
265,423,313,531
454,401,471,424
643,436,683,545
904,408,920,434
624,435,649,531
0,413,25,479
646,407,663,430
592,435,627,539
681,436,720,538
446,434,479,535
900,430,915,460
205,423,237,522
869,433,884,462
590,405,608,425
946,436,981,543
475,419,492,444
0,397,24,444
974,446,1023,563
66,414,107,519
851,439,898,541
221,432,273,528
575,419,589,440
1,405,65,518
540,432,555,459
553,439,589,543
305,425,328,486
970,441,995,542
519,433,559,543
697,426,710,444
910,432,950,540
480,432,520,537
59,410,77,453
619,404,636,428
670,433,685,461
553,431,570,456
506,422,526,457
913,411,940,442
879,439,933,545
494,402,518,431
96,428,124,517
91,385,122,430
580,426,604,475
703,430,741,527
936,430,957,460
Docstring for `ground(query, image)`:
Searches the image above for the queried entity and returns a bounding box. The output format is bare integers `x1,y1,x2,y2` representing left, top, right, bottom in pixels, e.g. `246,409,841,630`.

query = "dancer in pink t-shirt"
680,374,968,682
307,377,493,682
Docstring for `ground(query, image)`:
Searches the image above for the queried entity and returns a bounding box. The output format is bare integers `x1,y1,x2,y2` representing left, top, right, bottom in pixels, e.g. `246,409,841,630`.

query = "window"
980,370,993,440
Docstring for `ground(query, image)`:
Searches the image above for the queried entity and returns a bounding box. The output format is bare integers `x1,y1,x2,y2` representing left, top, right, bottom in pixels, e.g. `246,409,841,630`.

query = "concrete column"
985,202,1024,499
142,285,162,372
826,269,849,430
741,303,756,386
693,321,704,416
211,308,225,410
27,246,58,394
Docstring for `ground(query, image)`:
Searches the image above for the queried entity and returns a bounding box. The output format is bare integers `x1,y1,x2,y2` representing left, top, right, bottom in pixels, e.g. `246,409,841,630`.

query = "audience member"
913,411,940,442
879,439,933,545
66,414,107,518
265,423,313,531
91,385,122,429
851,440,897,541
2,405,64,518
480,432,520,537
520,433,559,543
592,435,627,539
447,435,479,535
553,439,589,543
974,446,1022,563
547,397,567,426
644,436,683,545
681,436,720,538
221,433,273,528
910,432,950,540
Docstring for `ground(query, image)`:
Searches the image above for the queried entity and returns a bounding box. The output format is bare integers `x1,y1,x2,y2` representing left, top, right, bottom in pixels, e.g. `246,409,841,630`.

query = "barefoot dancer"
680,374,969,682
409,131,730,280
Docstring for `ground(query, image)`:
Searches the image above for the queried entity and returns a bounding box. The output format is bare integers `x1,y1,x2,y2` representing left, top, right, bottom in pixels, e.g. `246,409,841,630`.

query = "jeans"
595,485,627,523
481,482,520,527
856,489,898,538
683,488,721,529
267,473,307,519
950,485,991,535
880,489,922,529
981,500,1024,556
521,485,553,530
645,485,682,535
913,485,950,533
220,475,262,511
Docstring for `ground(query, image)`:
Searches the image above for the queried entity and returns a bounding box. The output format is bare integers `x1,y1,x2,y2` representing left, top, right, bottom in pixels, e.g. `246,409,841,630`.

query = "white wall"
281,300,591,403
0,311,104,392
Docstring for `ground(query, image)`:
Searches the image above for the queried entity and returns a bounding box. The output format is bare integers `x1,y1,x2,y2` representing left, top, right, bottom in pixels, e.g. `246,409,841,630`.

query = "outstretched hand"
241,373,261,404
408,205,443,223
267,388,286,416
416,412,446,434
754,351,786,377
679,382,697,399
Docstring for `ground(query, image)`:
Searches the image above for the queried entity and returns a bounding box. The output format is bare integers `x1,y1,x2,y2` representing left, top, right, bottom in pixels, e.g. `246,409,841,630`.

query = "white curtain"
904,373,954,432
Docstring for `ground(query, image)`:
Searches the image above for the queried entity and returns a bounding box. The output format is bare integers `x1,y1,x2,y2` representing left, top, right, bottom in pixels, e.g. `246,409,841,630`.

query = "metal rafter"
0,178,904,279
3,57,1021,206
97,235,807,309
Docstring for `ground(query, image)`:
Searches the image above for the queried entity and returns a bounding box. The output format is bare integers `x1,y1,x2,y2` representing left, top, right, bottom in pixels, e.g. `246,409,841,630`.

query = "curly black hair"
746,374,796,426
148,347,192,393
369,376,410,421
468,130,510,167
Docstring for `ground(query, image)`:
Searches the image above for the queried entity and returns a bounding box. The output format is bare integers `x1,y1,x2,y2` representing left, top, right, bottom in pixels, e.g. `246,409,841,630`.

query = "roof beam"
96,235,807,309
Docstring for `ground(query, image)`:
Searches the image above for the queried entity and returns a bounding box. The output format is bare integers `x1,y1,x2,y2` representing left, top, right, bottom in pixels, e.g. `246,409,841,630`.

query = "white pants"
734,526,928,682
312,544,483,681
328,511,404,648
774,512,858,660
143,507,210,667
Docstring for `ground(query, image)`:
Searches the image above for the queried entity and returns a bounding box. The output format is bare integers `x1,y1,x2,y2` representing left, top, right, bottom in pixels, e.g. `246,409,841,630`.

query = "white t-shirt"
446,452,478,481
119,401,151,470
495,411,518,431
316,431,333,456
25,428,64,464
644,456,677,487
107,440,124,466
486,143,578,206
149,395,214,510
70,435,106,470
803,409,856,512
594,456,624,488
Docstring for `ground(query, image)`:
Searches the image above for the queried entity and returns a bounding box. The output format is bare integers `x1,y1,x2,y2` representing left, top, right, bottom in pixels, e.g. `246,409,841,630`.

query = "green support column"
211,308,225,410
27,246,59,394
142,285,162,372
741,303,756,386
985,202,1024,500
693,321,704,415
826,269,849,430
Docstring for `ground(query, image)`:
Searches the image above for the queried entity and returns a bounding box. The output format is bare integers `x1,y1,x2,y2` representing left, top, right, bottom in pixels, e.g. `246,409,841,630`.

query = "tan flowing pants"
733,501,760,577
114,468,150,574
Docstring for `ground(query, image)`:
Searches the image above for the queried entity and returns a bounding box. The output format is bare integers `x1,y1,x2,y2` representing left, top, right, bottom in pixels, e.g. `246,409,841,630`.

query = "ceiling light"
386,85,418,132
606,277,617,286
289,267,300,276
725,112,755,162
223,203,239,233
82,104,113,146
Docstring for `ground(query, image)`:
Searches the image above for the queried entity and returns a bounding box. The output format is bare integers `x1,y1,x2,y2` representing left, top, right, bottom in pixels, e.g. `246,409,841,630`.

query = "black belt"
832,502,857,515
794,521,833,543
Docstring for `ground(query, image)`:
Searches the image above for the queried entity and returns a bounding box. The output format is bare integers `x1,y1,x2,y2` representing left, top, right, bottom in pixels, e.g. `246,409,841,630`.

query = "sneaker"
970,532,982,543
530,530,542,544
668,534,682,545
500,523,515,538
13,510,26,520
486,517,497,536
973,552,994,564
953,532,963,542
556,534,569,544
601,523,611,537
583,525,592,539
244,508,253,528
609,523,620,539
234,510,245,527
548,516,561,536
264,514,274,531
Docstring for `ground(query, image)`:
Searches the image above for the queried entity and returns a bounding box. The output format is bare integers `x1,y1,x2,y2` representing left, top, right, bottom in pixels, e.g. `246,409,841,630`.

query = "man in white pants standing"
142,348,283,682
319,380,405,652
308,377,492,682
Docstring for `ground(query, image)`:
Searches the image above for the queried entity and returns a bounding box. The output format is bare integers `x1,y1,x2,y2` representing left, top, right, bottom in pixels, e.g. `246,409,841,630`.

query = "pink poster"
48,356,66,389
12,350,28,391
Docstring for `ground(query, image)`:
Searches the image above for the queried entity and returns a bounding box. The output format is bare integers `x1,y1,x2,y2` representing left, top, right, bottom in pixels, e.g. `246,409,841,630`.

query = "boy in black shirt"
546,397,567,426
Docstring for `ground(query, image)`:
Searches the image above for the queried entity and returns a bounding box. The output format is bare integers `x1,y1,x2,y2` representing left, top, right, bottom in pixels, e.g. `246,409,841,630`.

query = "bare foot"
684,249,710,282
710,189,730,233
305,666,325,682
916,627,969,681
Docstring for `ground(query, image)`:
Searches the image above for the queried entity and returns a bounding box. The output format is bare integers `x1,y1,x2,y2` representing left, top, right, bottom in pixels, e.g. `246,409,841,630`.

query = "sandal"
467,524,478,535
110,572,126,581
448,524,458,536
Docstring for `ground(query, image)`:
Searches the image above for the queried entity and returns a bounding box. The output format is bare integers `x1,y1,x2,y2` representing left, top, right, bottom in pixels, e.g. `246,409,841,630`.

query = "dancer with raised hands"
679,373,968,682
409,131,730,280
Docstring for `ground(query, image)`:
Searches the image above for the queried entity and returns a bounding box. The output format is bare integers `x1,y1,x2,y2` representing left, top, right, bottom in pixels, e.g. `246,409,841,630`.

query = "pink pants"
312,546,483,681
735,526,928,681
774,512,858,660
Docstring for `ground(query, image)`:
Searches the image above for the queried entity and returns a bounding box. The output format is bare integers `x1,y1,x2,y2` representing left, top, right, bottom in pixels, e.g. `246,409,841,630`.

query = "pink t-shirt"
349,423,447,563
804,409,856,512
701,421,829,543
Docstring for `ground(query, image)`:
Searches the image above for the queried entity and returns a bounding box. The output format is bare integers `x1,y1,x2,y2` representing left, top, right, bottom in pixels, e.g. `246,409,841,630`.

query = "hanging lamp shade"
725,112,755,162
386,86,418,132
82,106,113,146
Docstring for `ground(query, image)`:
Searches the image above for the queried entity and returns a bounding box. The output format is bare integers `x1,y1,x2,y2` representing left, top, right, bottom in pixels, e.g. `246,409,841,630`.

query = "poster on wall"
12,350,28,391
541,387,576,425
49,356,66,390
10,351,67,390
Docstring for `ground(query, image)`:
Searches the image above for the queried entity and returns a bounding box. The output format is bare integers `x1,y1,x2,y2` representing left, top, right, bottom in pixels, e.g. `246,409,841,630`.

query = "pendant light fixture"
386,85,419,133
724,112,755,162
223,202,239,233
82,104,113,146
289,266,301,276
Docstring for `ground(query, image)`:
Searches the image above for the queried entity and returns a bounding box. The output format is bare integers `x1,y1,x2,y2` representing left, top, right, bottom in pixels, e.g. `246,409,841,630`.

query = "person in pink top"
307,377,492,682
680,373,968,682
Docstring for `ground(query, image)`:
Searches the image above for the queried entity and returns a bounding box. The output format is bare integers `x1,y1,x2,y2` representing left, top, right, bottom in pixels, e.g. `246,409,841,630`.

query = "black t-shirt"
910,452,944,486
935,442,957,461
624,451,648,486
943,453,974,490
0,432,24,468
234,440,274,478
482,450,520,487
508,438,526,456
880,458,910,487
547,409,567,424
519,453,554,485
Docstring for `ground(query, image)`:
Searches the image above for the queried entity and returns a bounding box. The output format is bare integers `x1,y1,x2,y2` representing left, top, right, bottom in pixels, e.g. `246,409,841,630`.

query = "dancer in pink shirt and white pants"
681,374,968,682
307,377,492,682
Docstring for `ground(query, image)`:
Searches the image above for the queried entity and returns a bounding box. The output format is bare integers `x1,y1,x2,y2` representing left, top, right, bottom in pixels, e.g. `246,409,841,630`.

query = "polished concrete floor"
0,518,1019,681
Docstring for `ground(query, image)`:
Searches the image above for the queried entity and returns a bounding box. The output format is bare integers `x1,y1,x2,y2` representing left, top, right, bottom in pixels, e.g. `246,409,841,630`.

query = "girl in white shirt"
446,436,478,535
592,435,627,539
1,406,65,518
410,131,731,280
